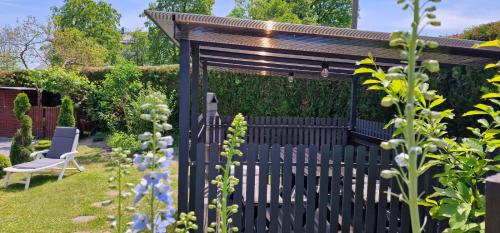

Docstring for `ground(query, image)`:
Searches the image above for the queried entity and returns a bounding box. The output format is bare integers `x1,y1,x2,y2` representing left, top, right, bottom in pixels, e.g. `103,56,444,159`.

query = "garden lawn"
0,145,178,233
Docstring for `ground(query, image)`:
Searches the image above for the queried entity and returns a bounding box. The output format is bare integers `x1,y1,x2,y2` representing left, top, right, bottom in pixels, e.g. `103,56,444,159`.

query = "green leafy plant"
355,0,452,232
106,132,141,153
207,113,247,233
0,153,11,177
174,212,198,233
103,147,134,232
85,61,142,132
34,140,51,150
425,40,500,232
93,132,108,142
9,93,34,165
57,96,76,127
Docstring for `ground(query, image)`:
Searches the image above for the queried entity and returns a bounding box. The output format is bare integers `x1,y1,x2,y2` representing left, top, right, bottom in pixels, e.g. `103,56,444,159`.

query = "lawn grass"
0,145,178,233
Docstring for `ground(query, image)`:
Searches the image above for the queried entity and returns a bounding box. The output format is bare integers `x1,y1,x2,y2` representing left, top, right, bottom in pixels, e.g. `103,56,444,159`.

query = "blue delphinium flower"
154,180,174,205
132,213,150,232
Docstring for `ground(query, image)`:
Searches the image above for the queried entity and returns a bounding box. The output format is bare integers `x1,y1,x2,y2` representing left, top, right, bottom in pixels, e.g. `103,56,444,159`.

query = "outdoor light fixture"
321,61,329,78
288,72,294,83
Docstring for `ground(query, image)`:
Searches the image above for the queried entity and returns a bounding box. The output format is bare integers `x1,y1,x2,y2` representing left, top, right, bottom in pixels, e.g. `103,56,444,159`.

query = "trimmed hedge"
0,65,494,137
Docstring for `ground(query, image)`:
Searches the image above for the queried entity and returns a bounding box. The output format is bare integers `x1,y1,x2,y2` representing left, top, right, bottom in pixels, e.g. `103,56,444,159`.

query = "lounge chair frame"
3,128,84,190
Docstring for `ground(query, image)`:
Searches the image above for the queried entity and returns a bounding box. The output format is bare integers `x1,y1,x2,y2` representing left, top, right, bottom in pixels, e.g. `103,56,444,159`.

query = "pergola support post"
486,173,500,233
201,62,208,143
188,43,200,212
178,39,191,214
348,75,359,132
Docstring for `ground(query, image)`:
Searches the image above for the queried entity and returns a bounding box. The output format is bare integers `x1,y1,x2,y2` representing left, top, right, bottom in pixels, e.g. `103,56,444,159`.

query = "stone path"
0,137,11,155
72,216,97,224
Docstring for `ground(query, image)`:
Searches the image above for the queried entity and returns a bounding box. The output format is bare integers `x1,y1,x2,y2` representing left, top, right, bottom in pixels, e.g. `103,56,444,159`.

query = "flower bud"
423,60,440,72
381,169,399,179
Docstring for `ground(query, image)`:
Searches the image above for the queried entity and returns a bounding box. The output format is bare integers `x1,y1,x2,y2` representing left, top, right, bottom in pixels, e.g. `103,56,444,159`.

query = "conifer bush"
9,93,34,165
57,96,76,127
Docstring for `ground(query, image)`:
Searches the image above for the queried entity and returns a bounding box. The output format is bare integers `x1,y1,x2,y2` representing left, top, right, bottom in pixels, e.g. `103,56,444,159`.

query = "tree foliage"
453,21,500,41
145,0,215,65
85,61,143,131
57,96,76,127
230,0,352,27
51,0,122,62
48,28,107,68
122,29,149,66
0,16,50,69
9,93,34,165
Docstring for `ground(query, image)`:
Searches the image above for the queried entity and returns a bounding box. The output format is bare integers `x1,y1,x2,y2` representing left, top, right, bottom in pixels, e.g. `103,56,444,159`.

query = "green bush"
93,132,108,142
106,131,141,152
85,61,143,132
0,153,11,177
9,93,34,165
34,140,51,151
57,96,76,127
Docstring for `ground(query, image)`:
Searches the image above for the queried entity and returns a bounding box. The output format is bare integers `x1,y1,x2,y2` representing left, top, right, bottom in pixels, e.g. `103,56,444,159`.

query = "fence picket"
281,145,293,233
318,145,330,233
376,150,391,233
256,144,269,233
353,146,367,233
269,145,281,233
244,144,258,233
305,145,318,233
364,147,379,233
341,146,354,233
294,145,306,233
207,144,219,226
329,145,343,232
194,143,206,233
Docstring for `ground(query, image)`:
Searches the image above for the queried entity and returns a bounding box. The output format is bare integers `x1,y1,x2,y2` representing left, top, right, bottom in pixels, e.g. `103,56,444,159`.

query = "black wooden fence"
205,116,349,146
190,143,444,233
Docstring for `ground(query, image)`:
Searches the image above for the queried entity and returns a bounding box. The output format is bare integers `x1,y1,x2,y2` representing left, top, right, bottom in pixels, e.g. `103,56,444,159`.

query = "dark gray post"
202,62,208,143
178,39,190,214
348,75,359,131
351,0,359,29
486,173,500,233
189,43,200,211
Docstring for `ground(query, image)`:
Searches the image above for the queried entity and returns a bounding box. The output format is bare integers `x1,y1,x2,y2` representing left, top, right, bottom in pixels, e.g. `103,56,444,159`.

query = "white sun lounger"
3,127,84,190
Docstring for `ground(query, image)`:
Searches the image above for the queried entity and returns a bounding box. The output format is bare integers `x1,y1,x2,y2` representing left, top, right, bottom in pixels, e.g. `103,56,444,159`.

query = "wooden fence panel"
193,143,442,233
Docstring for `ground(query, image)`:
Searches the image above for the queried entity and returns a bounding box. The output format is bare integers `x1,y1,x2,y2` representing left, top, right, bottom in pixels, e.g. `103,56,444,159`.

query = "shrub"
106,132,141,152
93,132,108,142
126,87,175,135
57,96,76,127
0,153,11,177
85,61,143,132
9,93,34,165
34,140,51,151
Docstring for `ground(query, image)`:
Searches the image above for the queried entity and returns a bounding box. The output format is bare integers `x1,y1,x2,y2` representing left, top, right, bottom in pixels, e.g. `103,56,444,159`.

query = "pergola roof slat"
145,10,500,81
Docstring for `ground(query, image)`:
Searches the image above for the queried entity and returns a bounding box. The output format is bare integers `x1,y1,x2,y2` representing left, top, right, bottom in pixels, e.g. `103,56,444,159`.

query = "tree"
145,0,215,65
9,93,34,165
230,0,352,27
48,28,107,68
122,29,149,66
0,16,50,69
51,0,122,62
451,21,500,41
57,96,76,127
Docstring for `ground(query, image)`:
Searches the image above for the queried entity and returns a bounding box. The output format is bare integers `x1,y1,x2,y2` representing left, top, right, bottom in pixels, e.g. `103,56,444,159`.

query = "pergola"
145,10,500,215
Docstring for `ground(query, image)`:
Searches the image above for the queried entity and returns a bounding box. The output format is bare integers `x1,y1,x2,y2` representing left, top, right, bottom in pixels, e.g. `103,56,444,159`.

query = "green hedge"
0,65,494,137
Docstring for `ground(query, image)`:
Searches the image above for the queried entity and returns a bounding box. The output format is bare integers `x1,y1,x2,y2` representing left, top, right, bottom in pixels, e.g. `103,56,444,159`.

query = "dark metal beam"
486,174,500,233
205,61,353,80
352,0,359,29
201,62,208,143
189,42,199,212
178,39,190,214
348,75,359,131
201,57,354,74
196,41,405,65
199,48,392,69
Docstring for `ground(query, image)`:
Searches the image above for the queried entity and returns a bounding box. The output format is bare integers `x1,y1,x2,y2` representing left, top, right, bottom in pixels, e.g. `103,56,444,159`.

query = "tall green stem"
150,114,158,233
406,1,421,232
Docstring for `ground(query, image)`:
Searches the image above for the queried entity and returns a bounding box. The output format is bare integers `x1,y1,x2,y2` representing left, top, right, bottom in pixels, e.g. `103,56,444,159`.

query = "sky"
0,0,499,37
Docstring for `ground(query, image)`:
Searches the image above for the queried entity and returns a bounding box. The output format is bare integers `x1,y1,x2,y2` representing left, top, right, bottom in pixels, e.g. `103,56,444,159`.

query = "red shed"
0,87,59,138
